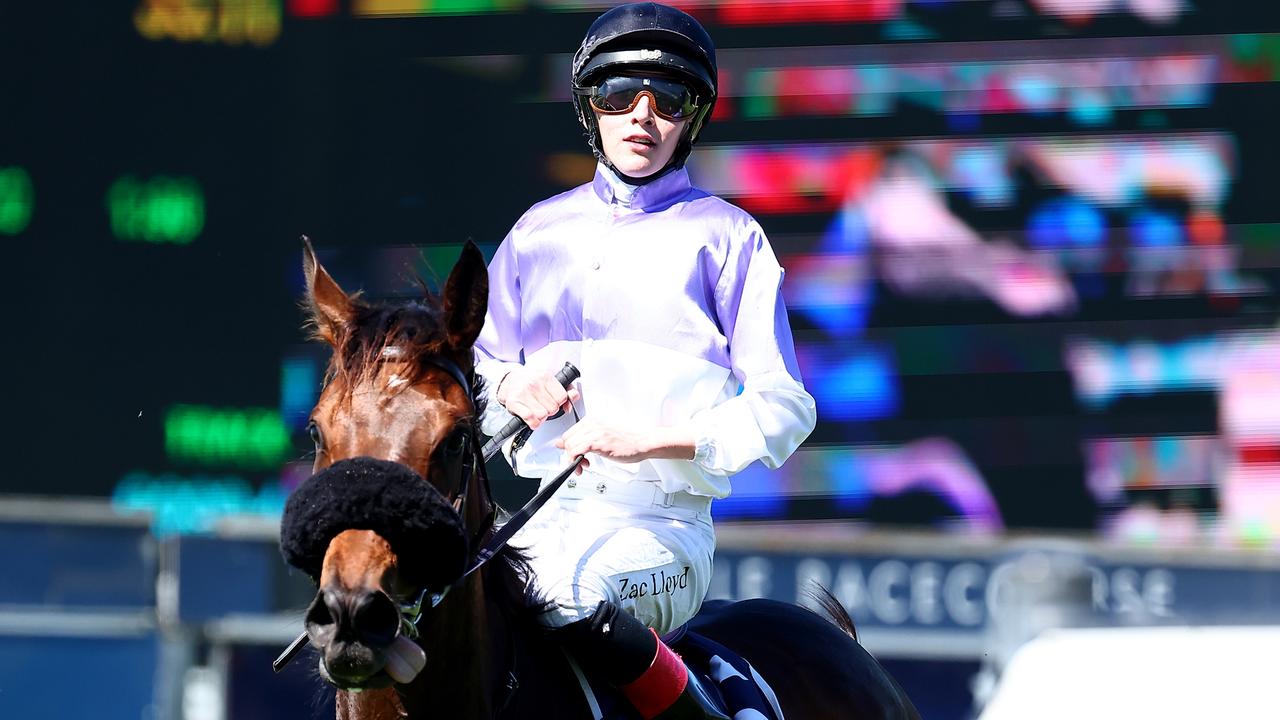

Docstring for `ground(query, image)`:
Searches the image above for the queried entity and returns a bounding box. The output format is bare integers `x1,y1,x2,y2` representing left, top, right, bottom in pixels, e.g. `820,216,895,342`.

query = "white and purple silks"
474,163,816,499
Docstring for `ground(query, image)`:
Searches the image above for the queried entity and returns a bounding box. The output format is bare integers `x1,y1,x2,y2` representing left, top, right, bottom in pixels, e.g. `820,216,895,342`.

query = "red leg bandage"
620,629,689,719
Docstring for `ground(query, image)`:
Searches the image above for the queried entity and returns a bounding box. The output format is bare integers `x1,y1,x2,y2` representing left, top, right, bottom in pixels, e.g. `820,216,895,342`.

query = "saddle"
565,625,785,720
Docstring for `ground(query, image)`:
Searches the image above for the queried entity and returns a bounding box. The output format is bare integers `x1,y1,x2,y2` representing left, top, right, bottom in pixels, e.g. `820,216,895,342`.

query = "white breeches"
511,471,716,634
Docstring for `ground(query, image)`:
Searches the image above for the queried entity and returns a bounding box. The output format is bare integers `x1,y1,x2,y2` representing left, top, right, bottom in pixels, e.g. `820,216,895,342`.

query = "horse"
283,238,921,719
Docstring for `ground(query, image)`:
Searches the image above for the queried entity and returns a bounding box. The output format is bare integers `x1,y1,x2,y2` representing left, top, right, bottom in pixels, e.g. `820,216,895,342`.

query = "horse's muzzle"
306,586,401,689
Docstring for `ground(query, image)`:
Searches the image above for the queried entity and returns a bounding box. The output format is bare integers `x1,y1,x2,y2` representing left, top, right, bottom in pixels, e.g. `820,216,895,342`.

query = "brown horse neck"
396,573,501,719
336,688,404,720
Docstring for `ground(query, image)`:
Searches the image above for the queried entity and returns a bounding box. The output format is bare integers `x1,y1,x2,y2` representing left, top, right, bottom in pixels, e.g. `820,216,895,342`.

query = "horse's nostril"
304,589,341,646
354,591,400,648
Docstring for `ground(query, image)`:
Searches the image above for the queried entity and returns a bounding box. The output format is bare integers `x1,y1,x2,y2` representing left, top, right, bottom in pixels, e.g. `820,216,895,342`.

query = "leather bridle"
273,351,581,675
394,351,495,631
273,348,494,671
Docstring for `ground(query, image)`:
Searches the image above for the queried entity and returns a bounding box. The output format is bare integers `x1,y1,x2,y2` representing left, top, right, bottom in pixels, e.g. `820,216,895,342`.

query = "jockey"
474,3,816,718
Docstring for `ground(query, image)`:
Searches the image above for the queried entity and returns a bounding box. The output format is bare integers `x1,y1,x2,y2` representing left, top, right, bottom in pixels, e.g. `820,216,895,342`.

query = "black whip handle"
480,362,580,461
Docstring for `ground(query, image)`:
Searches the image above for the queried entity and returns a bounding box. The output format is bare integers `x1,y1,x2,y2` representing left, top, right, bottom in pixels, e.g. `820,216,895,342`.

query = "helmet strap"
582,113,698,186
611,160,678,186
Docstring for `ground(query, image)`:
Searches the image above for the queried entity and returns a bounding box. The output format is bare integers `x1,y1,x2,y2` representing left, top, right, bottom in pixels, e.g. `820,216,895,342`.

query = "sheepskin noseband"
279,457,469,592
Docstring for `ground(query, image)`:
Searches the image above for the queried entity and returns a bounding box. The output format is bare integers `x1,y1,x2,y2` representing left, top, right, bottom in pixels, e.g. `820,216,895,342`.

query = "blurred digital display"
164,404,291,469
7,2,1280,549
342,0,1192,27
0,166,33,235
107,175,205,244
133,0,283,46
354,0,522,15
112,469,290,535
287,0,338,16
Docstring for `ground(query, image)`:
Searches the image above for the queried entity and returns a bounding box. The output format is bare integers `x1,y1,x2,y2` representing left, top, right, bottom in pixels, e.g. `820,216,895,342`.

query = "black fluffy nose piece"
280,457,470,590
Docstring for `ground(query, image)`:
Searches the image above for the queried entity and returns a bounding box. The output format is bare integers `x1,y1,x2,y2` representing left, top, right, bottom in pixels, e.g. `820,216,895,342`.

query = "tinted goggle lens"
588,75,700,120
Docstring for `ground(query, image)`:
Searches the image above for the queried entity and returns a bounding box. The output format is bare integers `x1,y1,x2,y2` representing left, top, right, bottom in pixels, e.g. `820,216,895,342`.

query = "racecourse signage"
708,544,1280,641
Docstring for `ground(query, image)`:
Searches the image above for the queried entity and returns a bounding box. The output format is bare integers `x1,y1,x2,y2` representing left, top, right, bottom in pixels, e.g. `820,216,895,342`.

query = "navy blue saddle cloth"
570,626,784,720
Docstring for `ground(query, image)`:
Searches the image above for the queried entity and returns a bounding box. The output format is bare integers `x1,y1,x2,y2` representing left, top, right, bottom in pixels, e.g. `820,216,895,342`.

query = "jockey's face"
594,90,689,179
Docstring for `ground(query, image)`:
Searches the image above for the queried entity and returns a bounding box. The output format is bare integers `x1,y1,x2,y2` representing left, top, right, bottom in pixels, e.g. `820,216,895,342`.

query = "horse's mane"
488,544,552,625
307,290,547,620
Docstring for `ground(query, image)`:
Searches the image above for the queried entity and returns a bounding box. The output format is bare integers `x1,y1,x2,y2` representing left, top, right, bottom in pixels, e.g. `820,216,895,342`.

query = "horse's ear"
302,236,353,346
441,241,488,351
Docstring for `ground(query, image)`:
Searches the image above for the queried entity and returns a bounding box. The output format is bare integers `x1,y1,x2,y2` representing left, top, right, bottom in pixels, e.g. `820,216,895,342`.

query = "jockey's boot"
558,601,729,720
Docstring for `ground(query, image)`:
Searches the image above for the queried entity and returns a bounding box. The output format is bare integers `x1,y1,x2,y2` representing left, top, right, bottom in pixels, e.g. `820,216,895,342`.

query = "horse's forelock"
325,299,455,396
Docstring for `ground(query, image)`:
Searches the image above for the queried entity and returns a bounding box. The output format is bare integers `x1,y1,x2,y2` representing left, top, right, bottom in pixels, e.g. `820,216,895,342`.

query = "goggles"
579,74,702,122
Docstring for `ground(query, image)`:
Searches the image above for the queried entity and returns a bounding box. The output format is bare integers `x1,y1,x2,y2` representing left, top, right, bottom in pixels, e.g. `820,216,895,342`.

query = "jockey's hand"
385,634,426,685
496,366,580,430
554,419,695,474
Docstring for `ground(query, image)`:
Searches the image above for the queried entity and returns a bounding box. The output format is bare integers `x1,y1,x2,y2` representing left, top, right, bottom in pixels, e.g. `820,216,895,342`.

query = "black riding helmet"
571,2,718,182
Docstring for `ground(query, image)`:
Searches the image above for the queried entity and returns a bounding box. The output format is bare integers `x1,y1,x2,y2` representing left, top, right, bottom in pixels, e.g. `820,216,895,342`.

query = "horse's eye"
445,429,468,456
308,422,324,448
